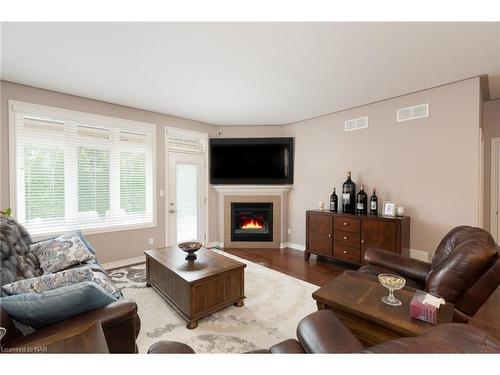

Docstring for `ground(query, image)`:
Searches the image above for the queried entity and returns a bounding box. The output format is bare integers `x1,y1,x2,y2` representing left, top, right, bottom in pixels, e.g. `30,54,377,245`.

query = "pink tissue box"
410,290,439,325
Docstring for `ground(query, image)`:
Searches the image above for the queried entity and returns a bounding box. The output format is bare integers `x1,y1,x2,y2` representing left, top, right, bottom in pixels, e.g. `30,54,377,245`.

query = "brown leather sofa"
1,299,140,353
147,310,500,354
348,226,500,322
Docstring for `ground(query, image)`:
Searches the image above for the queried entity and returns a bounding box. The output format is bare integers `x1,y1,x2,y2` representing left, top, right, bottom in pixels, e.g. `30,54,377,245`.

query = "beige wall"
284,78,482,257
0,82,287,263
214,125,286,138
0,78,485,262
0,81,218,263
483,99,500,230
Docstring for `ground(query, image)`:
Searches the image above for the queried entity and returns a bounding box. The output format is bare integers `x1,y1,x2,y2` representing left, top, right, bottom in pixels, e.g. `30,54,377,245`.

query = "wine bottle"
342,171,356,214
356,185,368,215
370,188,378,216
329,188,338,213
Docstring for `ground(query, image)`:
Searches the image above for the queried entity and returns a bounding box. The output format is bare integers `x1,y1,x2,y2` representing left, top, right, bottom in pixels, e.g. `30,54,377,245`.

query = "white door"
168,152,205,245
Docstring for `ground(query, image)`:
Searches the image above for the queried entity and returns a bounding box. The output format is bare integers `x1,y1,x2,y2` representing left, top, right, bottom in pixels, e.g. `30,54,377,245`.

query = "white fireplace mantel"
212,185,292,248
212,185,292,195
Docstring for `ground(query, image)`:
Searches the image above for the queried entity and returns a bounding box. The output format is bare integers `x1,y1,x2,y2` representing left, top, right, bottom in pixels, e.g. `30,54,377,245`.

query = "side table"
312,273,455,346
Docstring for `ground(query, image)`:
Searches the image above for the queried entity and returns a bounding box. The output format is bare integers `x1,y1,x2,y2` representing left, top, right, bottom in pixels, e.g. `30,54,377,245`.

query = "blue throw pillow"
0,281,117,329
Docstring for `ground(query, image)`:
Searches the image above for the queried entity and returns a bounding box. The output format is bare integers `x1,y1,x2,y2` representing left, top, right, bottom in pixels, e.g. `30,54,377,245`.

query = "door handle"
169,209,178,214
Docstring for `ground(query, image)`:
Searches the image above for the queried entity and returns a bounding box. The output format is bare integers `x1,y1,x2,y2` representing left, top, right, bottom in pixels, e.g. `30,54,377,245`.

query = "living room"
1,1,500,373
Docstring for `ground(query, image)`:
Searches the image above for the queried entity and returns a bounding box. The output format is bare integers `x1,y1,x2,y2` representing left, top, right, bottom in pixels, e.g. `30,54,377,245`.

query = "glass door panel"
168,152,205,245
175,163,198,242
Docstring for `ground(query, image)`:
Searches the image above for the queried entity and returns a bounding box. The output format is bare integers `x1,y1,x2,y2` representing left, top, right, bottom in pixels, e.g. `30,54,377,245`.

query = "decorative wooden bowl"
178,241,203,261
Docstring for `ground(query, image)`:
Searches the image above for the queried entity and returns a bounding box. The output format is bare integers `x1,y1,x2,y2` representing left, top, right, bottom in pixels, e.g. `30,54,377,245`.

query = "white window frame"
8,100,157,238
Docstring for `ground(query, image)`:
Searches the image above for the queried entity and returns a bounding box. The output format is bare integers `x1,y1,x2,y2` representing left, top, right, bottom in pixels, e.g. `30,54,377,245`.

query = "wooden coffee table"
145,246,246,329
312,273,454,346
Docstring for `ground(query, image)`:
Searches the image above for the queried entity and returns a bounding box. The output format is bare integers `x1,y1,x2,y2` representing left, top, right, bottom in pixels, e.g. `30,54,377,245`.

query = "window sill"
29,221,157,241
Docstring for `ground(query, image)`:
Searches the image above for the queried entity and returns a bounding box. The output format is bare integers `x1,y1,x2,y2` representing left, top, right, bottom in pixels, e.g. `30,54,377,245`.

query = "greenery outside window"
10,102,155,236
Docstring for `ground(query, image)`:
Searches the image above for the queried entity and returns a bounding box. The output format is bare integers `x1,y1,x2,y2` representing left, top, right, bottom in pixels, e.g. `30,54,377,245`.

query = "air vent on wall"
345,116,368,132
397,103,429,122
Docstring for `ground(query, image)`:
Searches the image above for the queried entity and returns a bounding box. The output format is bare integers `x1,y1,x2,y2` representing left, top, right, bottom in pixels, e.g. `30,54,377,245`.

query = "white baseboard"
284,242,306,251
102,255,146,271
409,249,429,262
207,242,223,248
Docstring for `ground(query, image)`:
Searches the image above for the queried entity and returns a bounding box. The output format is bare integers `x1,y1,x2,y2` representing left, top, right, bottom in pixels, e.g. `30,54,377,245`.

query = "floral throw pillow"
31,232,96,274
92,272,122,299
2,267,94,295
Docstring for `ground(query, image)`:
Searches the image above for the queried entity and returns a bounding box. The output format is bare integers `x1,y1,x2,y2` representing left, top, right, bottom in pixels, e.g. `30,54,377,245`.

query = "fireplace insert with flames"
231,202,273,242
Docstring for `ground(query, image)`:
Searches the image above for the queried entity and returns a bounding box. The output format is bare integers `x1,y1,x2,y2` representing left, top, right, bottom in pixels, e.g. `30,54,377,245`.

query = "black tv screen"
210,138,294,184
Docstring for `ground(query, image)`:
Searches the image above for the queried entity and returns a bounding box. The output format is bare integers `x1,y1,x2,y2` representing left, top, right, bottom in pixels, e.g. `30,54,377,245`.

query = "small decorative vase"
178,241,203,261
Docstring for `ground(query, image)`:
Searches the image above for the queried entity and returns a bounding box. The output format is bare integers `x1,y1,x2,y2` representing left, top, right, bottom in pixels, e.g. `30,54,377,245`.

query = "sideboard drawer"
333,245,361,263
334,217,360,233
334,231,360,248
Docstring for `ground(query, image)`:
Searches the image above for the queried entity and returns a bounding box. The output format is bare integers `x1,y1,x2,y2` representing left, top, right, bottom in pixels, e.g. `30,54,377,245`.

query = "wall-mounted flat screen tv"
210,137,294,185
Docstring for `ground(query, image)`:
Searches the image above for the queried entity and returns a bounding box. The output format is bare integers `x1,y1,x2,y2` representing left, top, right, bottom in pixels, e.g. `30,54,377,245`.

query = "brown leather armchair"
1,300,141,353
349,226,500,321
147,310,500,354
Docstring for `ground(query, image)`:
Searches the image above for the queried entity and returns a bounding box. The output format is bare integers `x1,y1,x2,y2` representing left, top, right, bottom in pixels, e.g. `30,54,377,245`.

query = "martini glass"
378,273,406,306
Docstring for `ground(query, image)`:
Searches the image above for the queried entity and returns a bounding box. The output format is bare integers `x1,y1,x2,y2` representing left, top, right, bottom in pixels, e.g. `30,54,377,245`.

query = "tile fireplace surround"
212,185,291,249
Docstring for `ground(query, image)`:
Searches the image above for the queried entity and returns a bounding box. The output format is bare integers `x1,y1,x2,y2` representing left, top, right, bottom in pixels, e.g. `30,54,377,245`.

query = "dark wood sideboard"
305,210,410,265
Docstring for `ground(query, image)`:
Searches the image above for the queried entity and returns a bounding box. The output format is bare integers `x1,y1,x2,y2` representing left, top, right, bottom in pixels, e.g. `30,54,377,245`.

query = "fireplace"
231,202,273,242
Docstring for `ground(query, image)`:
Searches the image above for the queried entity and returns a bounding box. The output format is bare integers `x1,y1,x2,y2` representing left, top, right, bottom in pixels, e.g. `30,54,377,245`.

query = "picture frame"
382,201,397,217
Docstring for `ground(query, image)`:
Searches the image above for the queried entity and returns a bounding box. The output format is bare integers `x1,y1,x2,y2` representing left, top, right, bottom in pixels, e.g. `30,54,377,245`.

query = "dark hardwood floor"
220,247,357,286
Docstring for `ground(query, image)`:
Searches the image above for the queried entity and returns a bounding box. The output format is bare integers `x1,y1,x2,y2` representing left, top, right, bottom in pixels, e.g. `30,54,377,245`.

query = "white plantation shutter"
167,134,204,153
11,103,155,235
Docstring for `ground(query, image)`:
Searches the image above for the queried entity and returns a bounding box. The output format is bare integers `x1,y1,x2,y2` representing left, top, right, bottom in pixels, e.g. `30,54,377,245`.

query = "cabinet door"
307,214,333,256
361,219,397,261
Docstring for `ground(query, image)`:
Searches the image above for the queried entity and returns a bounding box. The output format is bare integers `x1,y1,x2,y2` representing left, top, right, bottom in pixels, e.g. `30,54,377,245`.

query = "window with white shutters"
10,102,155,236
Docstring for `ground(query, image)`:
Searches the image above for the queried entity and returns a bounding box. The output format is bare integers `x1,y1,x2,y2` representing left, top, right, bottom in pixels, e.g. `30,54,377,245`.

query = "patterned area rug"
108,249,318,353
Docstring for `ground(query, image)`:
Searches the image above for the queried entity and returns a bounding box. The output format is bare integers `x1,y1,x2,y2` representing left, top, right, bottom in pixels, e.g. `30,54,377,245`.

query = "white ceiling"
1,22,499,125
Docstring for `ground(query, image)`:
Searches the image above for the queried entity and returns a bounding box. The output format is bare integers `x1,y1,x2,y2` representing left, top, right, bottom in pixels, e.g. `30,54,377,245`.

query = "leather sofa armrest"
297,310,364,353
269,339,306,353
65,299,138,329
148,341,196,354
245,349,271,354
6,300,139,353
364,247,431,284
0,305,22,345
